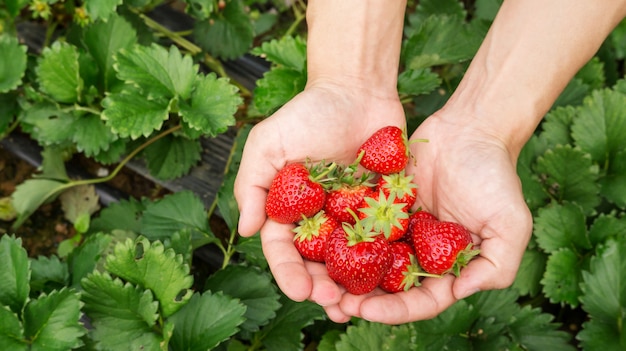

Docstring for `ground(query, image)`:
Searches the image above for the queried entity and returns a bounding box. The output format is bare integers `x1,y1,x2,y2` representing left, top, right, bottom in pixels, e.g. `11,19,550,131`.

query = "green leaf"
539,105,576,149
251,35,307,71
534,202,591,253
217,172,239,233
0,35,27,93
105,237,194,317
588,212,626,247
204,265,281,332
259,297,326,351
600,149,626,209
410,299,476,350
169,292,246,351
84,0,123,21
20,103,77,146
40,146,69,181
143,134,201,180
81,271,163,351
178,73,241,136
23,288,86,350
83,14,137,91
398,68,442,96
30,255,69,294
10,179,68,228
0,92,19,134
578,236,626,349
571,88,626,167
403,15,482,69
0,235,30,314
114,44,197,100
90,197,147,234
535,145,601,214
71,114,118,157
184,0,216,20
0,305,26,351
36,41,83,104
140,191,213,248
609,18,626,59
193,0,254,60
576,57,606,91
541,247,584,307
333,319,413,351
473,0,503,21
234,234,267,269
252,67,306,115
68,233,113,287
101,91,171,139
507,304,575,350
3,0,30,17
517,135,550,212
512,247,547,297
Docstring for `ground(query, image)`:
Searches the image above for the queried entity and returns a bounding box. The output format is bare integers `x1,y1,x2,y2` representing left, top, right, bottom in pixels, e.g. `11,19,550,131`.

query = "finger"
322,304,353,324
260,220,312,302
347,274,458,325
304,260,343,306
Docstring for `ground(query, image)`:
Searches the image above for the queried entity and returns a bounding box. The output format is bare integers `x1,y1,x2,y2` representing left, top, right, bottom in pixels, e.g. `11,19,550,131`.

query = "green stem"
0,119,20,140
284,0,307,38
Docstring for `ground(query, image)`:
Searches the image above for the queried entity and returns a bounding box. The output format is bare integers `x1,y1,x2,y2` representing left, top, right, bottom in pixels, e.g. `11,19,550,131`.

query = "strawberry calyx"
358,190,409,240
378,170,418,204
400,254,442,291
448,243,481,277
292,211,329,242
343,208,379,246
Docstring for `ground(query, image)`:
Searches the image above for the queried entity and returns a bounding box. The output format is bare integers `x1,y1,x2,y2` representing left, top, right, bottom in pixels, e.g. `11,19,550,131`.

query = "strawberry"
292,211,338,262
325,219,391,295
401,209,438,243
358,190,409,242
379,241,423,293
376,170,418,210
357,126,410,175
323,158,375,224
412,219,479,276
265,163,327,224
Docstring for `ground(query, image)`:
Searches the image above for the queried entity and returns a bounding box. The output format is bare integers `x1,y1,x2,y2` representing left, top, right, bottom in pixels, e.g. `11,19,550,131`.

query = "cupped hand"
234,82,406,306
327,111,534,324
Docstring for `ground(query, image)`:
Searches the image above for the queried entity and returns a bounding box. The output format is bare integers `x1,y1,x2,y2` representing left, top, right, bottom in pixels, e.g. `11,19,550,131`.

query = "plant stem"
284,0,307,38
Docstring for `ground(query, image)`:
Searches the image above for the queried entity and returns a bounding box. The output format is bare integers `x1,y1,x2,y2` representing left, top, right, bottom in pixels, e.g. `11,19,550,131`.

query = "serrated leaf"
552,78,590,109
334,319,412,351
101,91,171,139
512,247,547,297
410,299,476,350
83,14,137,91
20,103,77,146
71,114,118,156
23,288,86,350
534,202,591,253
252,67,306,115
178,73,241,136
169,292,246,351
105,237,194,317
251,36,307,71
204,265,281,332
143,134,201,180
588,213,626,247
81,271,163,351
535,145,600,214
30,255,69,294
576,57,606,91
115,44,197,100
68,233,112,287
600,149,626,208
539,105,576,149
0,235,30,314
578,236,626,350
90,197,147,234
403,15,481,69
234,234,267,269
260,297,325,351
11,178,69,229
541,247,584,307
507,304,575,350
0,35,27,93
0,305,26,350
217,172,239,232
517,135,550,211
37,41,83,104
193,0,254,60
84,0,122,21
139,191,213,248
571,88,626,166
398,68,442,96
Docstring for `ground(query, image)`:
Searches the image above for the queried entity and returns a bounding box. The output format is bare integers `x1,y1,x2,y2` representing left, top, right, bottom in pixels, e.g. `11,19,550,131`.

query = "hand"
323,110,533,324
234,81,406,306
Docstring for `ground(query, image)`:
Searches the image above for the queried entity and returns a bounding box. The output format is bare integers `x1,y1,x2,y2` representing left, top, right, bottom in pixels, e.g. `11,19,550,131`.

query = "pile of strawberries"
264,126,479,295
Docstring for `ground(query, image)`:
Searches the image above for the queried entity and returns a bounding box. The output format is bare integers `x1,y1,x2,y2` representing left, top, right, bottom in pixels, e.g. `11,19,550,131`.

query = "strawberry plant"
1,0,626,349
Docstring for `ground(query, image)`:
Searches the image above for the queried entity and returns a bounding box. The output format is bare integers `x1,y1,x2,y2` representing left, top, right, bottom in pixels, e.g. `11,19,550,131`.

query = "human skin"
234,0,626,324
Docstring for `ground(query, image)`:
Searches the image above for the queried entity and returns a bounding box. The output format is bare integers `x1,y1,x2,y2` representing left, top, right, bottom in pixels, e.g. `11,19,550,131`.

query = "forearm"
443,0,626,156
305,0,407,97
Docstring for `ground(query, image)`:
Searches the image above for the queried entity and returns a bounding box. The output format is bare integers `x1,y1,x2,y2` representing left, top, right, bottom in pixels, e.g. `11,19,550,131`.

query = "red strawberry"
379,242,422,293
358,190,409,242
325,220,391,295
357,126,410,175
401,209,438,243
412,220,479,276
325,184,374,224
265,163,326,224
376,170,418,210
293,211,338,262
